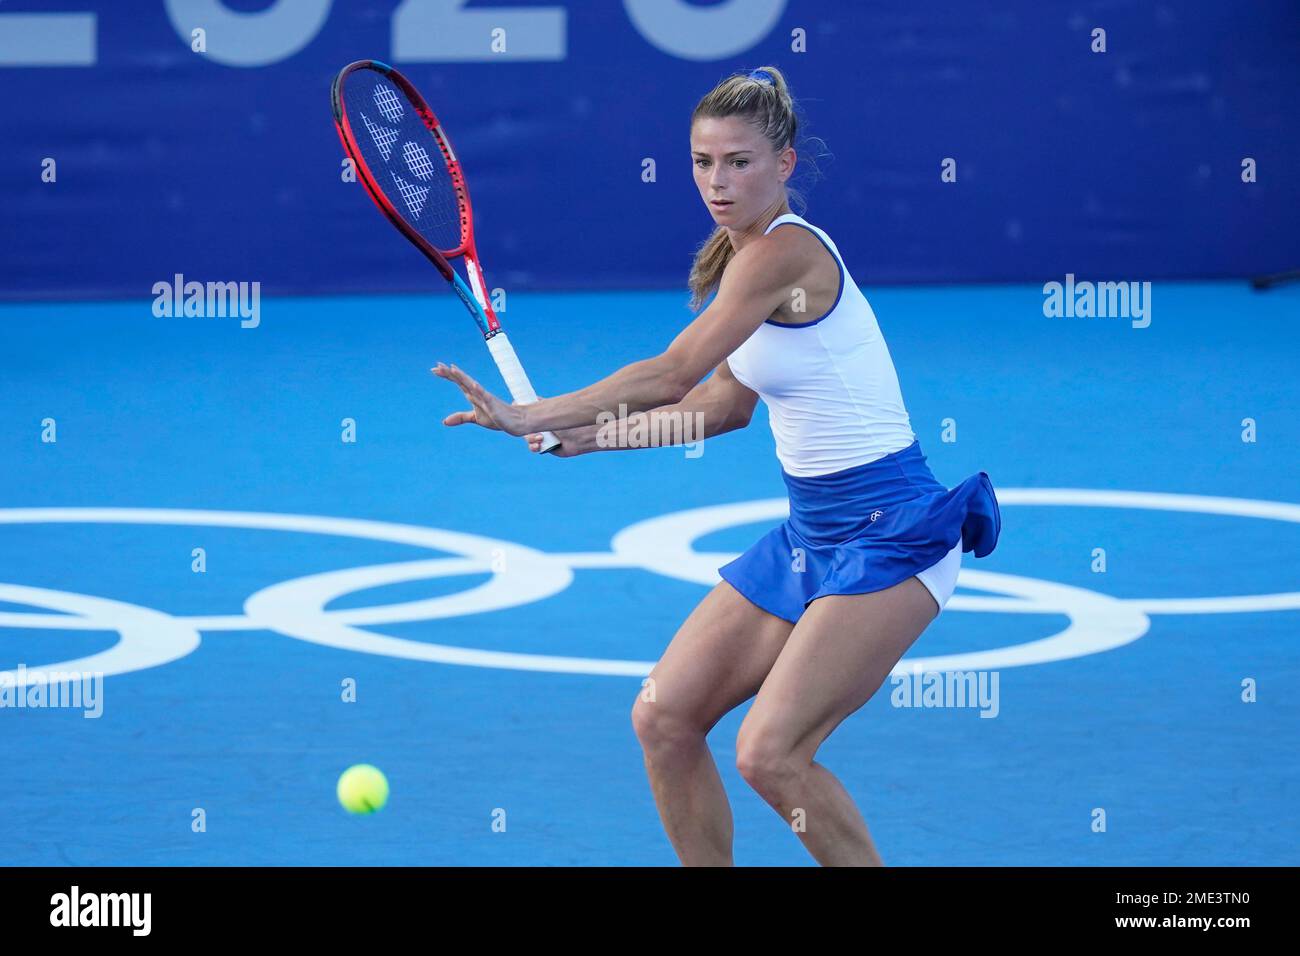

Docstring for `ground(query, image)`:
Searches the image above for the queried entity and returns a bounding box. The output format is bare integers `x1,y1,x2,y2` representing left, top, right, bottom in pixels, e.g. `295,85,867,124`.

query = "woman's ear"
781,145,797,181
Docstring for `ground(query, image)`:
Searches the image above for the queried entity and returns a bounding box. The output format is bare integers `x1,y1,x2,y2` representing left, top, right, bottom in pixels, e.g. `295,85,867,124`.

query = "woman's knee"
735,727,806,794
631,693,706,751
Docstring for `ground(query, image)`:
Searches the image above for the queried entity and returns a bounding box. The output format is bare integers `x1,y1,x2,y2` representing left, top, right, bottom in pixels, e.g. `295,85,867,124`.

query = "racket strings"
372,85,404,123
359,111,398,162
402,142,436,181
343,71,463,252
391,172,430,219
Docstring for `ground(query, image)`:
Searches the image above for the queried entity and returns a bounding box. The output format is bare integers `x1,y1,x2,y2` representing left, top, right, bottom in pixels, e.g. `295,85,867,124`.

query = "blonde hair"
687,66,819,311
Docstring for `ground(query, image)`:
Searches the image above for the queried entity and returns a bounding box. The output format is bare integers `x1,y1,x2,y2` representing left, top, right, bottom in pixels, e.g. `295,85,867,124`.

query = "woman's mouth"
711,200,733,209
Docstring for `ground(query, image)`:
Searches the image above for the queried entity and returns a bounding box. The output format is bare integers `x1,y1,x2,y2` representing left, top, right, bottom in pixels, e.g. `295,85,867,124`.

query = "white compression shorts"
914,540,963,614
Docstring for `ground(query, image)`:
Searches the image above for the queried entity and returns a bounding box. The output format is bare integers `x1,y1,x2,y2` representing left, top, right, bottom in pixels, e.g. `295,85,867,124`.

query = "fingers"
433,363,495,413
432,362,478,393
432,363,503,434
433,364,480,409
432,363,468,393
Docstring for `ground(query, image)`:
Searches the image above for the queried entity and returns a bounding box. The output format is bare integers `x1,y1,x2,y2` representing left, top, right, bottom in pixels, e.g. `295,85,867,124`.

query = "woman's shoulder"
750,217,844,324
759,216,842,276
763,214,838,253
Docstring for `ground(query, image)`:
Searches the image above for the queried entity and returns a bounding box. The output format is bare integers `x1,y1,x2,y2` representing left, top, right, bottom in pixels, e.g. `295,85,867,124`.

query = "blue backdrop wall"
2,0,1297,300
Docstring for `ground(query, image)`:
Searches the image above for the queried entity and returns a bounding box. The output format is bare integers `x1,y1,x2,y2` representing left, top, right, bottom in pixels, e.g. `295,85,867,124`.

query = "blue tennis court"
2,280,1296,865
4,1,1298,871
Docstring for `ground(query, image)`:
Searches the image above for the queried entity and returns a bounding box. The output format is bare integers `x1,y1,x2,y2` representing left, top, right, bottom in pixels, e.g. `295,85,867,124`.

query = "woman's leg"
631,579,794,866
735,576,940,865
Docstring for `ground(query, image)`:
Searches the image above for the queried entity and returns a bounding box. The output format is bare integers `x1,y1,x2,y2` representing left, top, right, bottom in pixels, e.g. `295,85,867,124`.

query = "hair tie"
747,68,773,86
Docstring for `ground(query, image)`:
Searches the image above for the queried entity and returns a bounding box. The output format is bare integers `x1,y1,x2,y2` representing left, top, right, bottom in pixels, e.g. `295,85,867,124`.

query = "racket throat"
464,258,499,331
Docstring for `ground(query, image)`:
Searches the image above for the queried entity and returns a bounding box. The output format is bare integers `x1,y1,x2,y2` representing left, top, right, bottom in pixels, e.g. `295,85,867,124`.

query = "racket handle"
485,332,562,454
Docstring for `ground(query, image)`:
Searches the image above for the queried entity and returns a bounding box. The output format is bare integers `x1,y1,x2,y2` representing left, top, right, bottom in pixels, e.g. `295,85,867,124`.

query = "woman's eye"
733,160,748,168
695,159,710,168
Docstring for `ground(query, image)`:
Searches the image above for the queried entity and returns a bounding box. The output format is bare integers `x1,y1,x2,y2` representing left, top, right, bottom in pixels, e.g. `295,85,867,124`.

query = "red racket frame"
331,59,503,336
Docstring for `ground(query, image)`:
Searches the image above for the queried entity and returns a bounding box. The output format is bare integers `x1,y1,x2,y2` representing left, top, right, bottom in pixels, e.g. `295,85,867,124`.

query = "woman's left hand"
432,362,529,436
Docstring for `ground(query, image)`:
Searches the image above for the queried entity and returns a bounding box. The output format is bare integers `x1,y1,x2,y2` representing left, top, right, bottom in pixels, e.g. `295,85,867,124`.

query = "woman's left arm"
506,234,810,435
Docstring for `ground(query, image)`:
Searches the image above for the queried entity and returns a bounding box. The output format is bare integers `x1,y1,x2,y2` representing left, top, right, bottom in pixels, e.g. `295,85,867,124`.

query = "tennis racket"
331,59,561,453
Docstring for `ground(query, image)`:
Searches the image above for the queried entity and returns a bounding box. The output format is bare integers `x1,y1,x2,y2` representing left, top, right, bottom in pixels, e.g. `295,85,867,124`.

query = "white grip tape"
486,332,561,453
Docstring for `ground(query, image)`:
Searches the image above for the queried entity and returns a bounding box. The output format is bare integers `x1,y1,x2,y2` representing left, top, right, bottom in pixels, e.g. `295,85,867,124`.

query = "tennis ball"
337,764,389,815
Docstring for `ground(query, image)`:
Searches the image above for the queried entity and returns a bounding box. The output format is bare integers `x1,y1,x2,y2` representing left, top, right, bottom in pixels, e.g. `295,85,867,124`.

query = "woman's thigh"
634,579,795,736
737,576,939,759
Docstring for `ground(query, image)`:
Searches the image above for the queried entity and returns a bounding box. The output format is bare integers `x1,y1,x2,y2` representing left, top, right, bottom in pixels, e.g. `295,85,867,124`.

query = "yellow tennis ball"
337,764,389,815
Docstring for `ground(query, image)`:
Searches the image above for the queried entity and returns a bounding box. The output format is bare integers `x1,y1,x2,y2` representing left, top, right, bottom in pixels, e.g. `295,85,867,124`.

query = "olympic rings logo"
1,489,1297,684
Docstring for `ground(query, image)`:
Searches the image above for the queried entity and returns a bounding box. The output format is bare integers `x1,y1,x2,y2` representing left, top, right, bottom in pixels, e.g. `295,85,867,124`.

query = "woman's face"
691,115,793,229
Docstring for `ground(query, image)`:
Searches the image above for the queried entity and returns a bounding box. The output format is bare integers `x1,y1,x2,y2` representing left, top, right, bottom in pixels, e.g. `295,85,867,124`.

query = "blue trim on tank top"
763,221,846,328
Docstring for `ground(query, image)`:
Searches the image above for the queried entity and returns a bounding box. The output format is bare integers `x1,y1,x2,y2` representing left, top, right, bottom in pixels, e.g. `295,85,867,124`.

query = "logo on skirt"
870,510,884,521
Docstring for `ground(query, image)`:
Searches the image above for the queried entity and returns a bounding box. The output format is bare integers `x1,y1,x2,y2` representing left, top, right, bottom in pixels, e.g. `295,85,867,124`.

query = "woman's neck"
727,199,793,253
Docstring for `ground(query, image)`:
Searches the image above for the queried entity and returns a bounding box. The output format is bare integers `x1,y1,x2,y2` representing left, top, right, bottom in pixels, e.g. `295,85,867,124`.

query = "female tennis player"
433,66,1001,866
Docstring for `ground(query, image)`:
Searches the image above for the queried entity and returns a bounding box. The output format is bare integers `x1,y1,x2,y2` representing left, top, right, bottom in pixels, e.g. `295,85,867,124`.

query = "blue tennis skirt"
718,439,1001,624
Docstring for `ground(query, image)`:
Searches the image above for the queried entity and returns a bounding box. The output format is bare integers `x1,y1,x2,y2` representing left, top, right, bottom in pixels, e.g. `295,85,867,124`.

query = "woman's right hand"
525,427,585,457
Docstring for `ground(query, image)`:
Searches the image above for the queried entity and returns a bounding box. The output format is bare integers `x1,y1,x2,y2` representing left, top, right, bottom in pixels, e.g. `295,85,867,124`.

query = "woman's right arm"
526,359,758,456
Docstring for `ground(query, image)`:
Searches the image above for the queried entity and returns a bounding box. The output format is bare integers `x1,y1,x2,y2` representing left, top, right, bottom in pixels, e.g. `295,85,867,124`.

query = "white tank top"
724,213,916,477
